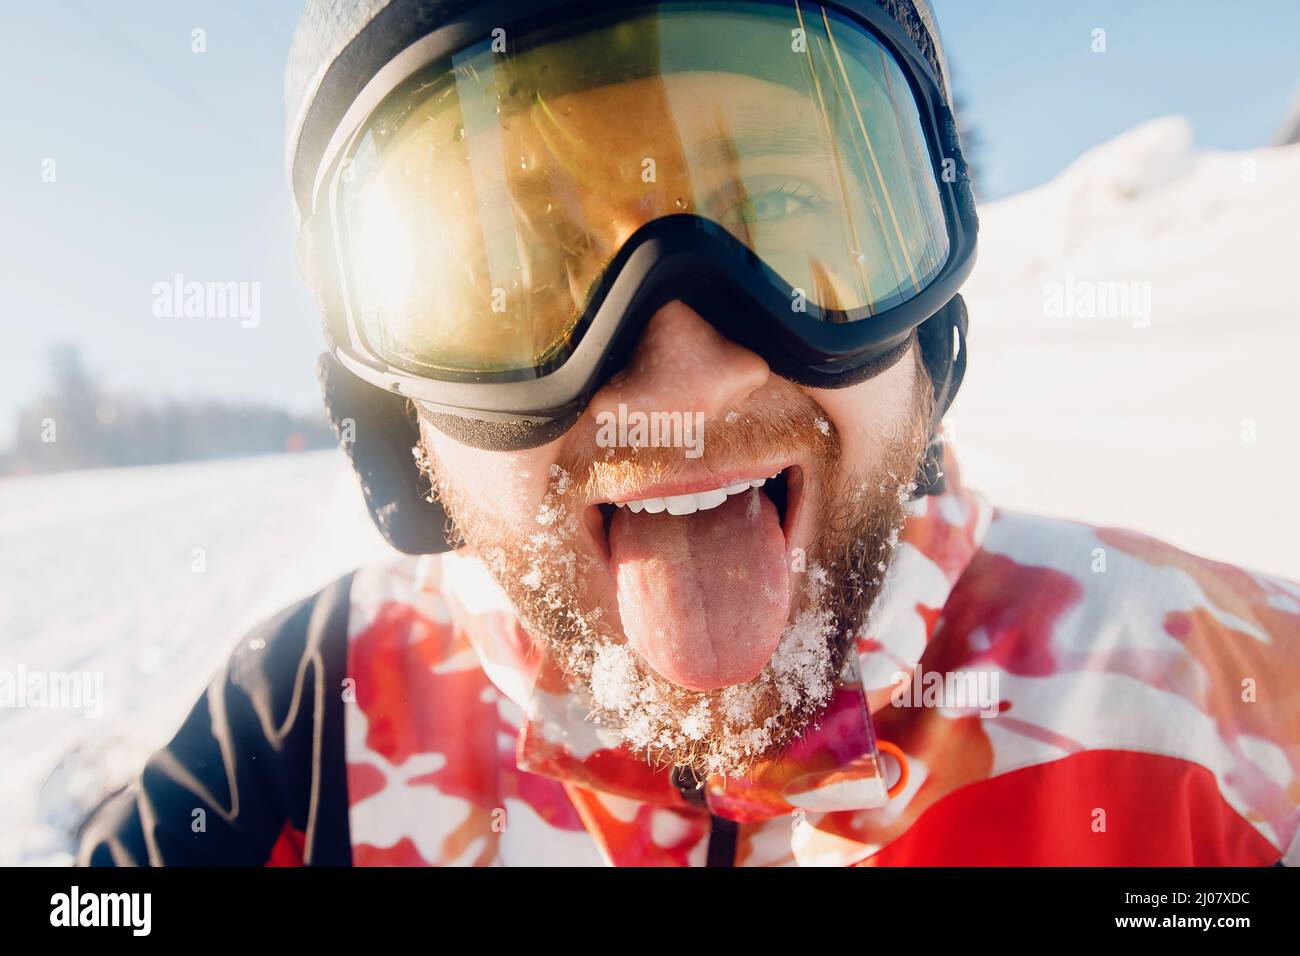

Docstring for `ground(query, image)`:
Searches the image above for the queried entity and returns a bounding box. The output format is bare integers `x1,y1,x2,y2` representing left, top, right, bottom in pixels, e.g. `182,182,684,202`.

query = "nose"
587,300,770,421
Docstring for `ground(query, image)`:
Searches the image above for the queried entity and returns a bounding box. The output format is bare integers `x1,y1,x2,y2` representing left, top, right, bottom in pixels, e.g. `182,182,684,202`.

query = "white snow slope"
0,450,393,864
951,117,1300,584
2,116,1297,865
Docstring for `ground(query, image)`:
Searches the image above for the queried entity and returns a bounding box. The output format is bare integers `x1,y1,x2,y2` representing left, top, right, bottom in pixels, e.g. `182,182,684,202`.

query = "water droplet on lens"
453,125,465,141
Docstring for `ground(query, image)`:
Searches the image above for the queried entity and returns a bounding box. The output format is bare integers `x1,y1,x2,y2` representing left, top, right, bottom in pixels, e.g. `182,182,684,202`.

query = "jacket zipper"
671,765,737,867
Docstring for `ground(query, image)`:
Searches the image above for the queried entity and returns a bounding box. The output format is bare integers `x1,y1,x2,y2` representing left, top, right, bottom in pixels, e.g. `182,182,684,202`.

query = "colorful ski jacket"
79,456,1300,866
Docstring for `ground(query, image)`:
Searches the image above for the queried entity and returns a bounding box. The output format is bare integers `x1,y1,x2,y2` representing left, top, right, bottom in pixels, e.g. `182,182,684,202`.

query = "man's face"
409,71,935,777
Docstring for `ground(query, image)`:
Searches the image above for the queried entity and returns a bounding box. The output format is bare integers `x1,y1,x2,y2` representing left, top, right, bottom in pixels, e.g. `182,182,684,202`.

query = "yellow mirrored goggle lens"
335,1,949,375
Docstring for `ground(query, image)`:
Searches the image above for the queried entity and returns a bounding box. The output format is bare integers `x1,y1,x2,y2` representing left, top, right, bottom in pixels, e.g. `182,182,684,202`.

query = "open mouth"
594,466,800,553
590,466,804,692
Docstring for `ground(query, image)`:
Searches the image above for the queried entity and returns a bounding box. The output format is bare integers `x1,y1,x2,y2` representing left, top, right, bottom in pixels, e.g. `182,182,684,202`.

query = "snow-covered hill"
951,117,1300,583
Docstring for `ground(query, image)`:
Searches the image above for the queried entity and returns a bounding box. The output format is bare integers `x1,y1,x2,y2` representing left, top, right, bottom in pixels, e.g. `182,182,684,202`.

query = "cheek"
424,428,559,525
804,353,918,472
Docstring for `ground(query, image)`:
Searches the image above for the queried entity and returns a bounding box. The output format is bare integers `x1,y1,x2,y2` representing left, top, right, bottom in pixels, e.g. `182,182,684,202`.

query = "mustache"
561,394,841,502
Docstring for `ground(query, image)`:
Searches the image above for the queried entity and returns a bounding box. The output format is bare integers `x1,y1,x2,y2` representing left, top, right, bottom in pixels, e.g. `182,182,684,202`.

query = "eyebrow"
500,122,833,203
691,124,832,167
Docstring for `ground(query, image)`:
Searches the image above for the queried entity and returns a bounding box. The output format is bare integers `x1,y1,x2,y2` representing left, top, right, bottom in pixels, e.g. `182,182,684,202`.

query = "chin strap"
911,294,970,499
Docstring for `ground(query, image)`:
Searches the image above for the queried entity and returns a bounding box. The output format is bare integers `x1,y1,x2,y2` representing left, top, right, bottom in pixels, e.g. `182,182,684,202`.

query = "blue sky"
2,1,1297,439
932,0,1300,199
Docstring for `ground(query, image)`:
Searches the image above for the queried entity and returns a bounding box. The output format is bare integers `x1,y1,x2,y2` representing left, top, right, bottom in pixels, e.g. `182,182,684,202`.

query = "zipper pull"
670,764,707,807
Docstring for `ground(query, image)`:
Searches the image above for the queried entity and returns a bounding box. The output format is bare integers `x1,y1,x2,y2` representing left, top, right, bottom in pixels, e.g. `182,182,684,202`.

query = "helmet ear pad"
912,294,969,497
317,352,454,555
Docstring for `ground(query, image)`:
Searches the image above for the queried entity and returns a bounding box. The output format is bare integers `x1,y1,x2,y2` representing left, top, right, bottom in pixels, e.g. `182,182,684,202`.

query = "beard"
416,351,934,779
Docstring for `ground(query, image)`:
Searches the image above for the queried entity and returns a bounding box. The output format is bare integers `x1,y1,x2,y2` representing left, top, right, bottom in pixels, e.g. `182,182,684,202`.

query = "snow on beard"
416,379,933,779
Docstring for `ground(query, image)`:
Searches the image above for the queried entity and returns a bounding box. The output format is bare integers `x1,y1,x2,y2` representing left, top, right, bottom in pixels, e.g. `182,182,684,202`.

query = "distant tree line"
0,345,336,475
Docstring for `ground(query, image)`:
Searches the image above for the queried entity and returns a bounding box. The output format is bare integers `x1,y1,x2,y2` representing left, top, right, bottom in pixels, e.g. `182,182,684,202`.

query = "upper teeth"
615,474,778,516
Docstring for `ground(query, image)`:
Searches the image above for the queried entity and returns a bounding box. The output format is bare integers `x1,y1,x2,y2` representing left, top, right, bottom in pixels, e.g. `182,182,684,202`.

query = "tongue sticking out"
609,488,791,691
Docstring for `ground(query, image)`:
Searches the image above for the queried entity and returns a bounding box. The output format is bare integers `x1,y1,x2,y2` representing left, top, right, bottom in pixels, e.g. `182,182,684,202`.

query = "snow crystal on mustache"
548,463,572,496
534,464,573,528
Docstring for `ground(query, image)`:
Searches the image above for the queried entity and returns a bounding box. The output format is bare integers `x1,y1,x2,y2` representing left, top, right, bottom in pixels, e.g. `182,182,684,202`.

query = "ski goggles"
308,0,976,432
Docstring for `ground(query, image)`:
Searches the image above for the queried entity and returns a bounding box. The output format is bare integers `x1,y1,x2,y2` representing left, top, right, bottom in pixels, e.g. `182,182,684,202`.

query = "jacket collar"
435,452,988,824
